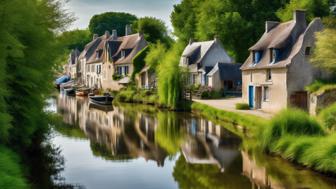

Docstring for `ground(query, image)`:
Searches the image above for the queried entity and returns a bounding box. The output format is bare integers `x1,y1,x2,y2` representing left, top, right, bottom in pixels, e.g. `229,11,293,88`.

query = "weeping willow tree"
157,43,185,109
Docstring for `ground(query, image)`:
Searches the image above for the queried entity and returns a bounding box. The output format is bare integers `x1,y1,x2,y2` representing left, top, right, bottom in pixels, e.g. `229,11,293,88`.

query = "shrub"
236,103,250,110
319,103,336,131
261,109,325,150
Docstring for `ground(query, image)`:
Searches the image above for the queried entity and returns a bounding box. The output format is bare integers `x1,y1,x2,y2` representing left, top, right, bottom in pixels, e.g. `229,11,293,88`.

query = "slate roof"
241,11,323,71
182,40,215,65
208,63,242,82
109,33,148,65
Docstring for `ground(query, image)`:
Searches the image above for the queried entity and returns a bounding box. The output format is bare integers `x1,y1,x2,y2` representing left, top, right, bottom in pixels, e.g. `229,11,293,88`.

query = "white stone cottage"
240,10,328,113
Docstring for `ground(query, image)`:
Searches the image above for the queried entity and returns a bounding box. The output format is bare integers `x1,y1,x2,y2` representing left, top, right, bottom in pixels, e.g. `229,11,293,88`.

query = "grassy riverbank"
191,102,336,175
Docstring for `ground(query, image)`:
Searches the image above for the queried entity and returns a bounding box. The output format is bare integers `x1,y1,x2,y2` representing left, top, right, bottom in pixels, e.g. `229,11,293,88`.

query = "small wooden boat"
89,95,113,105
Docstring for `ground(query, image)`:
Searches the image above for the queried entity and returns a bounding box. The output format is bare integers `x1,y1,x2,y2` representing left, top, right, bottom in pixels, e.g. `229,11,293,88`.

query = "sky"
64,0,181,31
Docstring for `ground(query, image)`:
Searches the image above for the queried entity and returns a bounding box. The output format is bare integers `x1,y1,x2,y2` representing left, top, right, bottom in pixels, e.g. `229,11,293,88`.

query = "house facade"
68,49,80,80
136,66,157,89
101,26,148,90
240,10,327,113
77,25,148,90
179,38,241,92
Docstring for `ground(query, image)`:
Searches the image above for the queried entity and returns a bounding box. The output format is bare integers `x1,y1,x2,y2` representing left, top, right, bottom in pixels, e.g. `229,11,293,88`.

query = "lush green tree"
312,29,336,74
171,0,199,43
171,0,285,62
57,29,91,51
133,17,172,45
277,0,330,21
89,12,138,36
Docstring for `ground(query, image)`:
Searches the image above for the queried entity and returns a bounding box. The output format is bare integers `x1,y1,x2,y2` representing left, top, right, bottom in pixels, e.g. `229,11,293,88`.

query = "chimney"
104,30,110,38
125,24,132,36
188,38,194,45
265,21,279,33
214,35,219,43
111,29,117,40
294,10,306,24
93,34,98,40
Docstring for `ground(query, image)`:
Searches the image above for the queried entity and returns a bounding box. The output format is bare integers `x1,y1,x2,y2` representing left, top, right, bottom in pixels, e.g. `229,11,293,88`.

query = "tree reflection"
155,112,187,155
173,155,251,189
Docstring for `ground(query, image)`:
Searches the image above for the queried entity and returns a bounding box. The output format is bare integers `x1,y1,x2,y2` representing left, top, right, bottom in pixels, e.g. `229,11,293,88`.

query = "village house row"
64,10,329,113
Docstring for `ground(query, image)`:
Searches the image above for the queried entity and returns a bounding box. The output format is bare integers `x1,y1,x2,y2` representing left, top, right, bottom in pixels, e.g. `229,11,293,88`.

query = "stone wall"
309,88,336,115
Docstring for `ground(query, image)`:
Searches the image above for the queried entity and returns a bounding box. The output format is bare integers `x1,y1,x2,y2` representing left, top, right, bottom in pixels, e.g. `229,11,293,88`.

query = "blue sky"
64,0,181,31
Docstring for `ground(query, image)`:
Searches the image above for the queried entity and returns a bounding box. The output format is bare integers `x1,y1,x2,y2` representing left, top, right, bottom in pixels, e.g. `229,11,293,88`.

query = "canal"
46,94,336,189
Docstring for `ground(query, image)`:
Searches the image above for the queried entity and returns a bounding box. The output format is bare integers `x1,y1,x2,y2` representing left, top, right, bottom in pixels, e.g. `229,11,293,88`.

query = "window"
250,72,253,82
253,51,263,64
125,66,129,75
121,50,125,57
266,69,272,81
270,49,280,64
263,86,270,101
305,47,311,56
96,65,101,74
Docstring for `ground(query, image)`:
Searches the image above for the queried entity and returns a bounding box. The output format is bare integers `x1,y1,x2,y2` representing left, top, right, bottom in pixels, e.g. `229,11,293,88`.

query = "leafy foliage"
0,146,27,189
312,28,336,74
133,17,172,45
171,0,285,62
157,43,185,109
277,0,330,21
89,12,138,36
132,46,150,79
145,42,167,70
57,29,91,51
0,0,72,185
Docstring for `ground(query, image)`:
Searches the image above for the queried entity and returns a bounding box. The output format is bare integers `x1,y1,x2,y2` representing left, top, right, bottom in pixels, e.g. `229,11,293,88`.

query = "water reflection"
52,94,336,189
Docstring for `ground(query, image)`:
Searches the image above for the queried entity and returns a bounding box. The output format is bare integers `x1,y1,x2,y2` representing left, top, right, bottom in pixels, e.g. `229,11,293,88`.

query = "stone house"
240,10,327,113
83,33,108,89
68,49,80,80
136,66,157,89
101,26,148,91
179,38,241,92
78,34,103,86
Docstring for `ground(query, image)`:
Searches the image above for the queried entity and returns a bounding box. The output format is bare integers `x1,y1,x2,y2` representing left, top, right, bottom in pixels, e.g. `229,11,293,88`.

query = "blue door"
249,86,254,108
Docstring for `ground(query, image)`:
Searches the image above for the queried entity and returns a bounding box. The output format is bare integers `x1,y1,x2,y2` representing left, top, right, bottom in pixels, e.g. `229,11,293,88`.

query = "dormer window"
253,51,263,64
121,50,125,58
270,48,280,64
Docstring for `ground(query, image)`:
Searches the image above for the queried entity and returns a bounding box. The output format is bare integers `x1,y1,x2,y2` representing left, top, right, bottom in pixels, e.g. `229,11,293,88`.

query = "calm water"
47,94,336,189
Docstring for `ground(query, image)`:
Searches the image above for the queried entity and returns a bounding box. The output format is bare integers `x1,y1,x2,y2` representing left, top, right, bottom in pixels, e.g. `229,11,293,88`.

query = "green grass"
319,103,336,131
235,103,250,110
0,146,28,189
191,102,267,136
258,108,336,174
115,87,158,105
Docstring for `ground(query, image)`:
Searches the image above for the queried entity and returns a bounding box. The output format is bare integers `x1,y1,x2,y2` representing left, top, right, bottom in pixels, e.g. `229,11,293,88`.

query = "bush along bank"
259,107,336,175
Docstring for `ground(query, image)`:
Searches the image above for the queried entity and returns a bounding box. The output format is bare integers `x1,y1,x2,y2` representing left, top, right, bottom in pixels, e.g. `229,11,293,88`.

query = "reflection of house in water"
182,117,241,172
56,95,168,166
